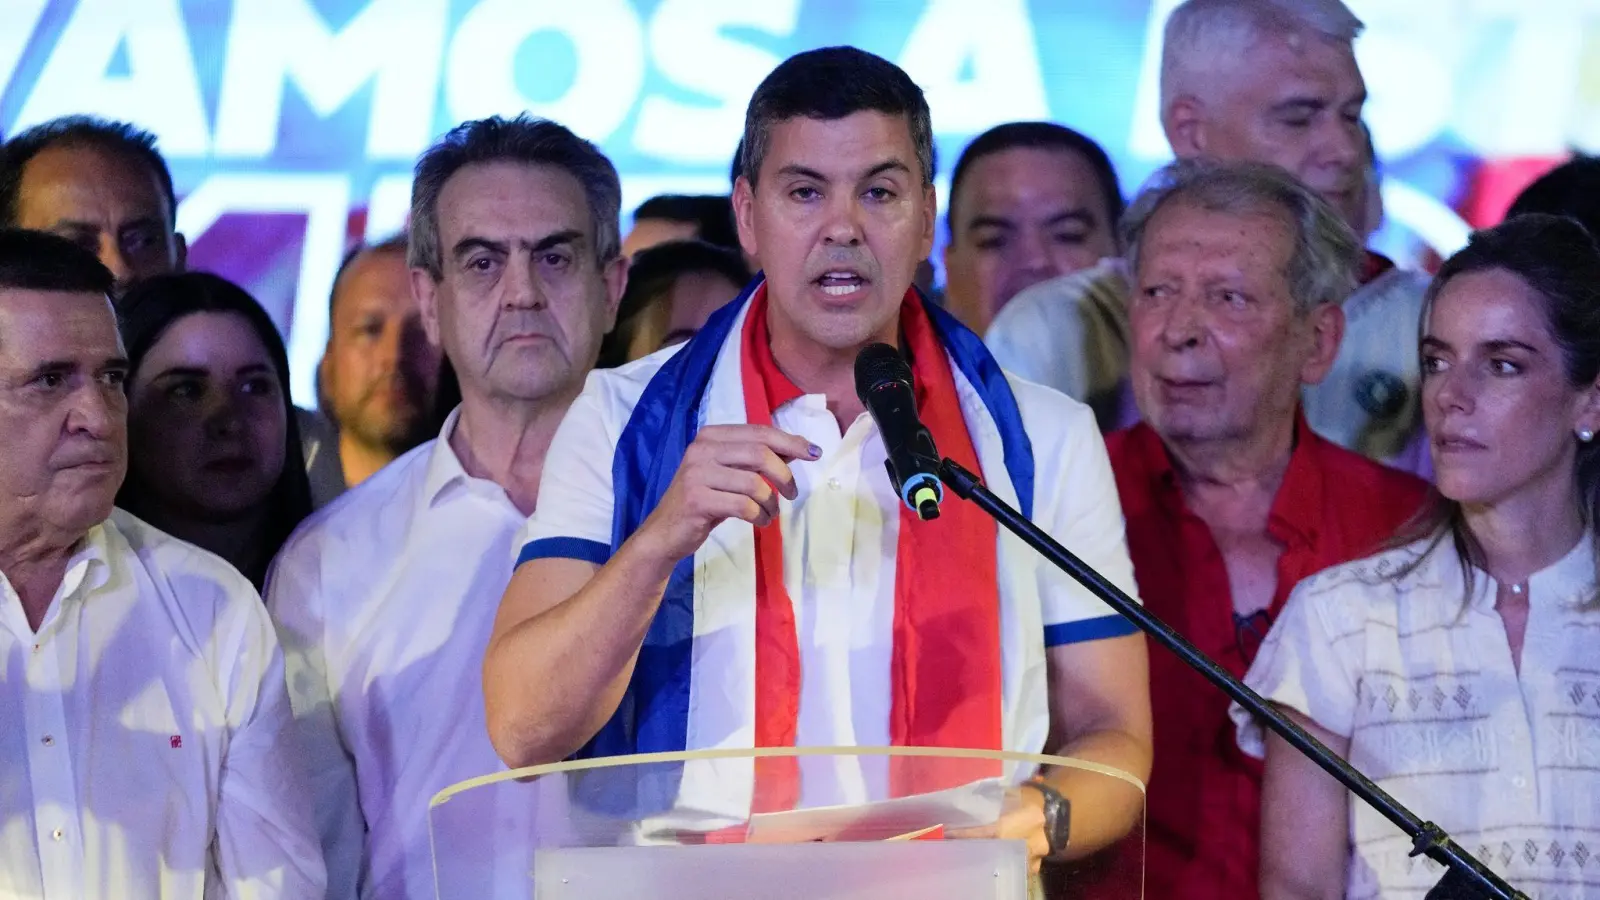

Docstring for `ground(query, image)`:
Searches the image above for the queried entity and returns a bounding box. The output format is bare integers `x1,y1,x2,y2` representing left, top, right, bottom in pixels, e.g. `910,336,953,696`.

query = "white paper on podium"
743,777,1007,844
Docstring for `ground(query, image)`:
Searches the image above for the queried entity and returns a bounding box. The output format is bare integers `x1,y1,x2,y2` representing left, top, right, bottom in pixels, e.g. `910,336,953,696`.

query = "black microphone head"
854,342,912,404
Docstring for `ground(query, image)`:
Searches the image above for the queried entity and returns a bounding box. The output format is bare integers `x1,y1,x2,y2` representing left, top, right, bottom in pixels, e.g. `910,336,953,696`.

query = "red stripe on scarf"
739,284,1003,812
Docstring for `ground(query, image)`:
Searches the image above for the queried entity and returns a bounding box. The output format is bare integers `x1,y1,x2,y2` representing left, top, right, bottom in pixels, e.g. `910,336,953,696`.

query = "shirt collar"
70,522,112,594
1479,531,1597,609
1127,410,1326,546
1264,413,1329,548
0,523,112,636
1360,250,1397,286
421,406,470,506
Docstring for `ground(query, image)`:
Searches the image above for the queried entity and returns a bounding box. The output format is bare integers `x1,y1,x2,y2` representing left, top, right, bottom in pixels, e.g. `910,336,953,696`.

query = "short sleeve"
514,377,620,568
1232,575,1367,758
1028,390,1142,646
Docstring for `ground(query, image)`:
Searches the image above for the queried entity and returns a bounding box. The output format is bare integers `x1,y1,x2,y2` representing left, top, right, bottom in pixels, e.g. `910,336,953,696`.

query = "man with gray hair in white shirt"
987,0,1433,474
0,228,324,899
266,115,625,899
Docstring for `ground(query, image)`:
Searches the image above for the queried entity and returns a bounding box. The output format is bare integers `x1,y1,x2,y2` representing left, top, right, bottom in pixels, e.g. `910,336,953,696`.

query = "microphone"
853,342,943,521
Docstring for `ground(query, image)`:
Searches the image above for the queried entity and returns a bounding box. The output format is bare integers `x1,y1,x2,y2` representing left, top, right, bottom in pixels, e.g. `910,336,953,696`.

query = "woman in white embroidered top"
1232,214,1600,900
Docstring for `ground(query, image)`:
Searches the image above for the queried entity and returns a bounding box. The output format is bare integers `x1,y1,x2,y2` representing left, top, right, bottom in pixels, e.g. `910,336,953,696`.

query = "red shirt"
1105,416,1427,900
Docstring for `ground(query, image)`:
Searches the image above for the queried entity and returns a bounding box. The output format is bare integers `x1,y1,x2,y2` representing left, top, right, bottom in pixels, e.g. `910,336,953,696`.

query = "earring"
1582,428,1596,443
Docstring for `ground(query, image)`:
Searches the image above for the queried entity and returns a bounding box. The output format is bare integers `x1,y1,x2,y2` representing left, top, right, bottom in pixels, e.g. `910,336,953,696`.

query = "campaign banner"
4,0,1598,401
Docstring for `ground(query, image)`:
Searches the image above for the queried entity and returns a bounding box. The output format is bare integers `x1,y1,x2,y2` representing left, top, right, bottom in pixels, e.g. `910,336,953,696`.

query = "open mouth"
816,270,867,297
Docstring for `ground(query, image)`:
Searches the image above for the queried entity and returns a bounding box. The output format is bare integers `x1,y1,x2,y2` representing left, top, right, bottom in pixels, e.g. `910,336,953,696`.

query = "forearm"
1040,727,1152,859
483,534,679,768
1260,724,1350,900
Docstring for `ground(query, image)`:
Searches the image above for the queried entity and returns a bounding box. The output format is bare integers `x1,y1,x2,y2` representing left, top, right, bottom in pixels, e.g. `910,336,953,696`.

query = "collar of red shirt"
1120,410,1328,551
1360,250,1397,285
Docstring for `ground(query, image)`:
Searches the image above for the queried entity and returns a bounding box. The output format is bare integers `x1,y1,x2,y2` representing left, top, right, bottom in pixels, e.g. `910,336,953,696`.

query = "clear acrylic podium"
428,746,1144,899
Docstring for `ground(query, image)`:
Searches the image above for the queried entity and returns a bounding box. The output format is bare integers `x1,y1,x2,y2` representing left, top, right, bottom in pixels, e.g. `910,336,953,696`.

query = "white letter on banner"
215,0,448,160
12,0,208,154
445,0,644,142
897,0,1049,135
632,0,801,165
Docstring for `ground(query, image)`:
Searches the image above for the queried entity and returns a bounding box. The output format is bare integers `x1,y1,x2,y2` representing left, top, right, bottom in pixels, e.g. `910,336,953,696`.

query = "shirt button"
1512,776,1527,789
828,478,842,491
41,735,54,747
51,828,63,842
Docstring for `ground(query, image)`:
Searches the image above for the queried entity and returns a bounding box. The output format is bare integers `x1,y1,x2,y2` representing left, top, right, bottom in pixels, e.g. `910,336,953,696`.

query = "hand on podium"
946,786,1050,873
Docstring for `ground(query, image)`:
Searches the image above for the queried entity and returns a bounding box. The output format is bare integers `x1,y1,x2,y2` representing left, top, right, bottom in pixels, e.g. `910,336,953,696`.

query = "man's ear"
733,175,759,264
601,255,628,333
1298,302,1345,386
919,182,938,261
1163,95,1208,159
173,232,188,271
315,351,334,414
411,267,442,348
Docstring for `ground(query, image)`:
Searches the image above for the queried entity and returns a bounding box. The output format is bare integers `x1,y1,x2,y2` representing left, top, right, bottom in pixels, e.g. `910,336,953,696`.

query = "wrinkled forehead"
1139,199,1296,277
435,161,596,250
16,142,173,228
0,288,123,363
1221,29,1365,109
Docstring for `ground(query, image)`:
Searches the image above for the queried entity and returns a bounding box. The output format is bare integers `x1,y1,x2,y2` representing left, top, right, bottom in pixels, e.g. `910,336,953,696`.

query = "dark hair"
329,233,409,316
114,272,313,586
631,194,740,252
0,116,177,227
946,122,1125,238
409,115,621,279
0,227,115,295
597,240,750,368
1392,213,1600,595
1506,155,1600,239
741,46,933,188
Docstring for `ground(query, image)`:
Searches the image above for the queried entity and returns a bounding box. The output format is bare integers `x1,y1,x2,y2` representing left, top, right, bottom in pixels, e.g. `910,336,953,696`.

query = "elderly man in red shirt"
1099,159,1428,900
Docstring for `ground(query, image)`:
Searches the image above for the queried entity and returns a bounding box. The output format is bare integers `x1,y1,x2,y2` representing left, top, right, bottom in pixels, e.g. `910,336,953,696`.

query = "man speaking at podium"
483,47,1152,871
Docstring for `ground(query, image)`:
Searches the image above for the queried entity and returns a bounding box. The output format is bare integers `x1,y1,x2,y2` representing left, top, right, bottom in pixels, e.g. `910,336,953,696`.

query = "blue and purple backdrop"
4,0,1595,403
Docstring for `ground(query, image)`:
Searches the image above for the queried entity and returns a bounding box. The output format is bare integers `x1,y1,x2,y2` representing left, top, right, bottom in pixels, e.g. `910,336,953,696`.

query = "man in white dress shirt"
266,116,625,899
0,228,324,899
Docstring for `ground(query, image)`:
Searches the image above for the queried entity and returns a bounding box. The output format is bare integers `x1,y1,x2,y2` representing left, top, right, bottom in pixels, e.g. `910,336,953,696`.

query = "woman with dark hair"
1234,214,1600,899
596,239,749,368
115,272,313,587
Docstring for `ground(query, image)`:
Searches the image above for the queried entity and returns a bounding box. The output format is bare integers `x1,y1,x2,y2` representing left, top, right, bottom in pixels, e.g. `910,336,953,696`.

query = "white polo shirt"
518,300,1141,815
266,410,532,900
0,509,325,899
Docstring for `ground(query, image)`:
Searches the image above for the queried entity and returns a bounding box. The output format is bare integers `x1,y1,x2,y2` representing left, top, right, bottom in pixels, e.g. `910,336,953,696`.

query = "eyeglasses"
1233,608,1272,662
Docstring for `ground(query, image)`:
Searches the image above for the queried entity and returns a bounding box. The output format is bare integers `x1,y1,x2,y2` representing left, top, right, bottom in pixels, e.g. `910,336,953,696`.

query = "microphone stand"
936,457,1527,900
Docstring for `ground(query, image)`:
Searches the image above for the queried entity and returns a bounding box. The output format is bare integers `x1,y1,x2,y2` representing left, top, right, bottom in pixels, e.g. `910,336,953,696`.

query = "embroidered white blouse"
1233,534,1600,899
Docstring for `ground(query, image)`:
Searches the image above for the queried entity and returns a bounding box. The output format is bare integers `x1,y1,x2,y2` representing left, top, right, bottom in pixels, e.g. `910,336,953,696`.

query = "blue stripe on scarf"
576,279,1034,814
